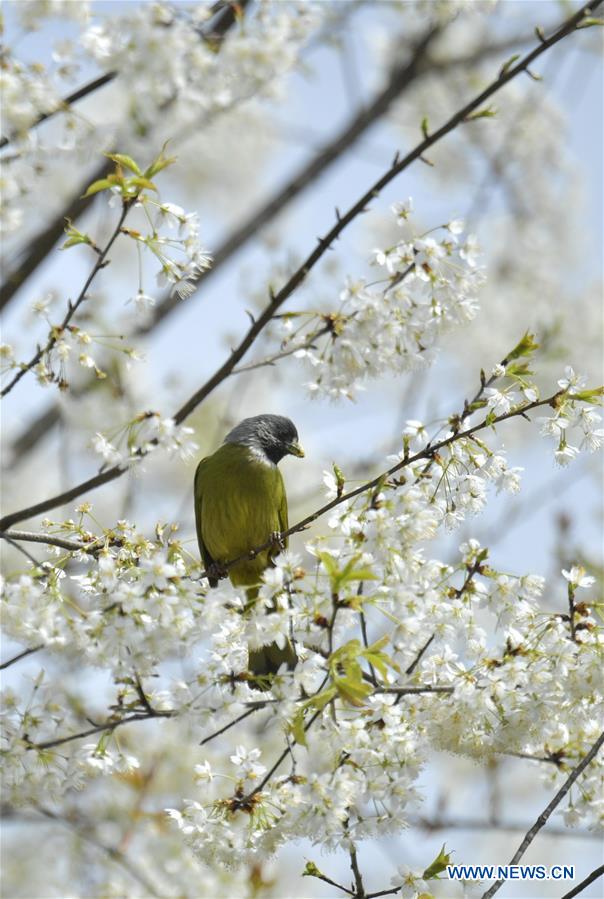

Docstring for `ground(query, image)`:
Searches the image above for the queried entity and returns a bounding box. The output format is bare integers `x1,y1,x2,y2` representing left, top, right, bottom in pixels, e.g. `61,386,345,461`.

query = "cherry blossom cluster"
80,1,323,132
287,201,484,400
91,410,197,468
125,196,212,304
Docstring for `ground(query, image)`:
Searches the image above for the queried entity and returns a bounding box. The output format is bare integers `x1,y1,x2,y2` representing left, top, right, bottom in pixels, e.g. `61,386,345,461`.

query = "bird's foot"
269,530,286,553
206,561,228,583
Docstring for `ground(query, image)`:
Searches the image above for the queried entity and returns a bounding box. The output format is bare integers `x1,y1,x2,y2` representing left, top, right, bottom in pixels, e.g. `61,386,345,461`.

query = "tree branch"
0,529,106,555
0,74,115,151
480,729,604,899
0,645,44,670
28,709,174,752
197,391,566,582
561,865,604,899
0,0,596,524
6,25,551,459
410,815,601,840
349,843,366,898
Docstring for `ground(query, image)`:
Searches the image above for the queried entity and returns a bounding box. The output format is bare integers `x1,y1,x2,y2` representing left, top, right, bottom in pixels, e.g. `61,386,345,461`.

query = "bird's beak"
287,441,305,458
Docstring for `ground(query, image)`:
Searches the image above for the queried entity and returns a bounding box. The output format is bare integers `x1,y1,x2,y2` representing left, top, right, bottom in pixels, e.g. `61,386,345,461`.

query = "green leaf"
333,463,345,497
61,235,88,249
423,843,452,880
291,709,307,747
506,360,533,378
329,638,363,667
290,687,337,745
361,635,400,679
465,105,497,122
499,54,520,78
105,153,142,175
421,116,429,139
318,552,378,593
61,220,92,250
82,178,114,198
128,176,158,192
303,861,322,878
333,674,372,706
506,331,539,361
572,387,604,404
144,141,177,178
577,16,604,28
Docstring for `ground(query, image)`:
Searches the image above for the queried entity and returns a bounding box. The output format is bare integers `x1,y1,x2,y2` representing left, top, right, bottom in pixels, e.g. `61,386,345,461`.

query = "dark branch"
561,865,604,899
28,709,174,752
0,74,115,151
0,645,44,670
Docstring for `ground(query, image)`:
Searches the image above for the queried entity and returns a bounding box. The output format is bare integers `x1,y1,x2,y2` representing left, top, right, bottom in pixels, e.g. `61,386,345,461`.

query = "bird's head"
224,414,304,465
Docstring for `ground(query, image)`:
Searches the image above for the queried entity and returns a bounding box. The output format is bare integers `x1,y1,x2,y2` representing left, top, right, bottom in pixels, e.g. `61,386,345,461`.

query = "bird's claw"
269,531,286,552
207,561,228,582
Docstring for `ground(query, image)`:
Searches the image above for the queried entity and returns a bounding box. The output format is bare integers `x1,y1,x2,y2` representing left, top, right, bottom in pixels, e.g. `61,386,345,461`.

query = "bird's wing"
194,457,218,585
278,469,289,550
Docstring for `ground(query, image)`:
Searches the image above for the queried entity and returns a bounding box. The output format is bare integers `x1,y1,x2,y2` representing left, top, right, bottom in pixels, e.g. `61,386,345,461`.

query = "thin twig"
379,686,454,695
480,729,604,899
246,707,323,801
199,706,259,746
0,645,44,670
561,865,604,899
410,815,601,840
28,709,174,752
0,74,115,151
0,529,105,555
309,869,354,895
349,843,366,898
2,535,42,566
405,635,435,677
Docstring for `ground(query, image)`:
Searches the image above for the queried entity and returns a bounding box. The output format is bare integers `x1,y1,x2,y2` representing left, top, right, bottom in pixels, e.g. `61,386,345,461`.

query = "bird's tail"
244,585,297,689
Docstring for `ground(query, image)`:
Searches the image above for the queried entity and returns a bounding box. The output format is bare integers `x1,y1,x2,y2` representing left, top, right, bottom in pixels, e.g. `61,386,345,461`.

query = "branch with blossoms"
0,195,132,398
0,0,249,153
0,0,251,312
0,149,211,398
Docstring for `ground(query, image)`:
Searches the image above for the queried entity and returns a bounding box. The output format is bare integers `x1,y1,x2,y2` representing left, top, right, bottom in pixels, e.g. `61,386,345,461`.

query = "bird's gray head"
224,414,304,464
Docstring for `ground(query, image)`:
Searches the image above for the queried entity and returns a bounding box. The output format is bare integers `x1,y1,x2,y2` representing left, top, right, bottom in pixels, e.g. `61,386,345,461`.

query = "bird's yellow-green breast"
194,442,288,587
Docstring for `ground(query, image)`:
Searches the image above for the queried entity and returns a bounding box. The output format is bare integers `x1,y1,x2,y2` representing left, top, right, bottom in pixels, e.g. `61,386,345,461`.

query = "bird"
194,414,304,683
